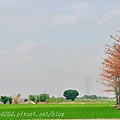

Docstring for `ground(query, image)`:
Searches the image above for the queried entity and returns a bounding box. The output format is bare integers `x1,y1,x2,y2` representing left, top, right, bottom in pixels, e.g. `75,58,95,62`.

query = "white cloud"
0,12,44,32
54,3,88,25
0,41,39,65
8,41,39,55
96,8,120,26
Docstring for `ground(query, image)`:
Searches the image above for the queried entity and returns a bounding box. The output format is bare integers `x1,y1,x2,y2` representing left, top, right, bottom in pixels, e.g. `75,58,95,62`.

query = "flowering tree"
99,33,120,106
14,93,21,104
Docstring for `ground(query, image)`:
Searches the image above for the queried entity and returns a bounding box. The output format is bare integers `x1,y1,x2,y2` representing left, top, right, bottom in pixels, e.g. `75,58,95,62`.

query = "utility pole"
84,77,90,95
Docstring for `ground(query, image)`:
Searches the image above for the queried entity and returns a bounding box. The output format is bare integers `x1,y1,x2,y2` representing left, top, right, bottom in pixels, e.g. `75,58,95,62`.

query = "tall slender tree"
99,32,120,106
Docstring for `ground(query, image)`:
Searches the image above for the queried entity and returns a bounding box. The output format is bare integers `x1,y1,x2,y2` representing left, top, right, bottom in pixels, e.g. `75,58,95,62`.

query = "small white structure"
25,100,35,104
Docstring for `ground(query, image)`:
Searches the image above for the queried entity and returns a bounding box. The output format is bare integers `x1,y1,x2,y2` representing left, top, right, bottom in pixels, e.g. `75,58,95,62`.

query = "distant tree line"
0,89,79,104
28,94,50,103
0,94,64,104
80,95,109,100
0,89,111,104
28,94,64,103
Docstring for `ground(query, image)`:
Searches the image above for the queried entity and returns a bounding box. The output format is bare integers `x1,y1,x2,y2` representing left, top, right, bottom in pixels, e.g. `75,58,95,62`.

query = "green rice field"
0,101,120,119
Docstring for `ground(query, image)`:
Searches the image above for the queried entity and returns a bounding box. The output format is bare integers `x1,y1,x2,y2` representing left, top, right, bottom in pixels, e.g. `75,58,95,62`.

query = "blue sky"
0,0,120,98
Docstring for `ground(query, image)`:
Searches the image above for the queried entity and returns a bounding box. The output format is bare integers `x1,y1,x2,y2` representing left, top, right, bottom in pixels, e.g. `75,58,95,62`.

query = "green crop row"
0,104,119,119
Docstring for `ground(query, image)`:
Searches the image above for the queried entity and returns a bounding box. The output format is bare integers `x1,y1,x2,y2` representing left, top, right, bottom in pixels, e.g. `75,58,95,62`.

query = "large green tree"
63,89,79,101
29,95,36,102
39,94,49,102
1,96,9,104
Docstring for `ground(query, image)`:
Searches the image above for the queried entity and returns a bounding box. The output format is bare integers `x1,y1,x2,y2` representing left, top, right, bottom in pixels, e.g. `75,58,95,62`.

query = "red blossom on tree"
99,32,120,106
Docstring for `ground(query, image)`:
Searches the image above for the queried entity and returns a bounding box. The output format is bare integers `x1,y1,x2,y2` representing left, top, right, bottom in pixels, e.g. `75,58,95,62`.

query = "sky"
0,0,120,98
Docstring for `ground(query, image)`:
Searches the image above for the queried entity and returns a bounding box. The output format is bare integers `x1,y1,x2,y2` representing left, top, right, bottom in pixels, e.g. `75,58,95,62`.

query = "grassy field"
0,100,120,120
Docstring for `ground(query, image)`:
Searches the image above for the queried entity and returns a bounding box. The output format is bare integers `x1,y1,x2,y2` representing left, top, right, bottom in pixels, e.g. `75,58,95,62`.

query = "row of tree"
28,94,64,103
0,94,113,104
28,94,49,103
28,89,79,103
81,95,110,100
0,89,79,104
